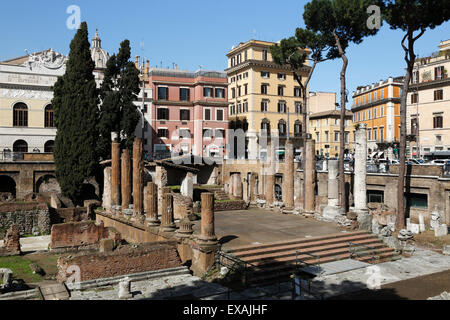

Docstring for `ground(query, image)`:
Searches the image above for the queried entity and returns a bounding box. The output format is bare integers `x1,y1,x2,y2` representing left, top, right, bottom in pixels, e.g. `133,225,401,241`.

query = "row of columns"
109,138,217,241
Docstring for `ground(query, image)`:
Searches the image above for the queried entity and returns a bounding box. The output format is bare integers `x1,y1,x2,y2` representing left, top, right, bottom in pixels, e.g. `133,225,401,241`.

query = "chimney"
135,56,140,69
145,60,150,74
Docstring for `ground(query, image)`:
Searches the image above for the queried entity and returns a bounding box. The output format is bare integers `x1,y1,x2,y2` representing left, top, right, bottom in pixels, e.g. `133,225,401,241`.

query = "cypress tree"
52,22,99,204
98,40,140,159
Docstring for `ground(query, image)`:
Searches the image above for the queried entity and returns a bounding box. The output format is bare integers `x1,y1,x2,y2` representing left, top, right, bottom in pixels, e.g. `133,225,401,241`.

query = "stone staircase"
213,189,231,201
222,231,401,286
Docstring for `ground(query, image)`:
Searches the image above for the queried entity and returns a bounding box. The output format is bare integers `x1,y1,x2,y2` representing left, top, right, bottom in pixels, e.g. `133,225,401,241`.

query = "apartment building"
225,40,310,159
148,68,228,159
352,76,404,156
407,39,450,158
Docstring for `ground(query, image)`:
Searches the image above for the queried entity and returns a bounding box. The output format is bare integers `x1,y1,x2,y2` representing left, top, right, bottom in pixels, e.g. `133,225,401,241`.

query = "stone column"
198,193,217,243
354,124,368,213
121,149,131,210
111,141,121,206
322,160,345,219
304,139,316,213
146,182,159,225
133,139,144,217
284,141,295,211
249,173,257,203
180,172,194,200
265,143,275,207
102,167,112,211
160,193,176,232
155,166,168,215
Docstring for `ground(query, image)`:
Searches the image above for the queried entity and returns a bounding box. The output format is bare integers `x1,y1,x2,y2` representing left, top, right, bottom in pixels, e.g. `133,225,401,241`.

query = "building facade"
0,31,110,160
225,40,310,160
351,76,404,157
407,39,450,158
148,68,228,160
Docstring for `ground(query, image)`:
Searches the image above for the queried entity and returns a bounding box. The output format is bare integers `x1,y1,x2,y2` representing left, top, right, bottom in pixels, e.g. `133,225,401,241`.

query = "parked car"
407,159,422,165
430,159,450,165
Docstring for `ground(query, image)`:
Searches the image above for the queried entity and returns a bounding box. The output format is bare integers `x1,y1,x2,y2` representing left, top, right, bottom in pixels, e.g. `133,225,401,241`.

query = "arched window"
44,140,54,153
294,120,302,137
44,105,55,128
278,120,286,136
13,140,28,153
13,103,28,127
261,119,271,135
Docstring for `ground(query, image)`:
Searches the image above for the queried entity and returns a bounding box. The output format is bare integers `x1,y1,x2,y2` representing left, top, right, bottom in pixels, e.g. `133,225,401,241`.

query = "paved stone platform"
193,208,346,248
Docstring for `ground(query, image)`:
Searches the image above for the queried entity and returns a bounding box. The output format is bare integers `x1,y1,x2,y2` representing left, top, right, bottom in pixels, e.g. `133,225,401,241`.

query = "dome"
90,29,110,70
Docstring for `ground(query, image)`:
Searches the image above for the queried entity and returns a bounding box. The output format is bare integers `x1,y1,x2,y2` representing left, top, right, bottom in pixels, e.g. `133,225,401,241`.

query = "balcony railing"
0,151,54,162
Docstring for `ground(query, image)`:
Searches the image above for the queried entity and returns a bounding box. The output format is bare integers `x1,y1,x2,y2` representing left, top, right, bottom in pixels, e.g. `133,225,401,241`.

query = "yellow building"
308,93,354,158
225,40,310,159
351,76,404,156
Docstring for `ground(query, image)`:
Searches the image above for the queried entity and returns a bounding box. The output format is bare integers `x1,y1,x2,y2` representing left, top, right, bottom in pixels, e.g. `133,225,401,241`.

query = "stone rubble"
427,291,450,300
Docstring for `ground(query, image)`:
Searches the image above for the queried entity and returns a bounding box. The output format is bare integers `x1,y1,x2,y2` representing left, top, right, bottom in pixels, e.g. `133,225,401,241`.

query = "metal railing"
349,242,378,264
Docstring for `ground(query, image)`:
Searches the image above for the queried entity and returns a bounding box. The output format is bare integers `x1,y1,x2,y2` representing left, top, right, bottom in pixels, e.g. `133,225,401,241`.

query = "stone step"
226,231,369,254
39,283,70,301
233,234,379,259
237,238,383,264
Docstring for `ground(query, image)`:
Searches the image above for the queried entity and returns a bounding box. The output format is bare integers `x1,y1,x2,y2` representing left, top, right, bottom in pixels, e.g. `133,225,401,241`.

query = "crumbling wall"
56,241,182,282
0,202,50,238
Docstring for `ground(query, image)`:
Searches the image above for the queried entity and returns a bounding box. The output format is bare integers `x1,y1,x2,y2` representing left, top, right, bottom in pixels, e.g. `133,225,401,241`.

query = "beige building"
225,40,310,160
407,39,450,158
308,92,354,158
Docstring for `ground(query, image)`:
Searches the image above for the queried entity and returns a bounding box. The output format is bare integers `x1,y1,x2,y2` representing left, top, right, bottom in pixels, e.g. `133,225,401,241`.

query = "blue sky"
1,0,449,103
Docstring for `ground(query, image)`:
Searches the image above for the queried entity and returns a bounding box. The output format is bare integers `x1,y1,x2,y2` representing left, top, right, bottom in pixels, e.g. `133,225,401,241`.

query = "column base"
160,224,177,232
322,205,345,220
147,219,161,227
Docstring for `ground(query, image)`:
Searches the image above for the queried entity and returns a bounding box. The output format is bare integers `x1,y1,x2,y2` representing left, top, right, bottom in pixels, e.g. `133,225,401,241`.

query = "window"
277,73,286,80
434,89,443,101
157,129,169,138
368,190,384,203
411,118,418,135
261,100,268,112
434,115,443,128
243,101,248,113
237,103,242,114
231,77,235,83
204,87,213,98
411,93,418,104
435,66,445,80
294,87,301,97
180,109,190,121
295,102,302,114
261,119,270,134
13,103,28,127
412,71,419,84
215,88,225,98
373,128,378,140
345,132,349,144
368,110,371,119
158,87,169,100
203,129,213,138
204,109,211,120
294,121,302,137
261,84,268,94
244,50,248,61
231,88,236,98
13,140,28,153
261,71,269,78
380,127,384,142
237,86,241,97
334,131,339,142
278,86,284,96
277,101,286,113
380,90,384,99
380,106,384,117
44,105,54,128
179,129,191,139
316,132,320,142
373,108,377,118
368,129,372,141
262,49,268,61
436,135,442,143
231,57,235,67
237,54,241,64
278,120,286,136
157,108,169,120
244,84,248,95
325,131,329,142
180,88,190,101
216,109,224,121
230,105,235,115
44,140,54,153
374,91,377,100
405,193,428,209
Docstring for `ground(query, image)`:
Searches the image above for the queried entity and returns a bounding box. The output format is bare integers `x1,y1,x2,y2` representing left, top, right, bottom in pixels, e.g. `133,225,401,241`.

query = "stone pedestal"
118,277,132,299
304,139,316,213
322,160,345,219
111,141,121,206
102,167,112,211
121,150,131,210
133,139,144,217
160,193,176,232
265,143,275,207
249,173,257,203
198,193,217,243
284,141,295,211
146,182,159,226
176,218,194,238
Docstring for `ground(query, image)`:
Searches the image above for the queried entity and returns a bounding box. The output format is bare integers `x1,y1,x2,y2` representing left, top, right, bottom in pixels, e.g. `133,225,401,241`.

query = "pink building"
148,69,228,159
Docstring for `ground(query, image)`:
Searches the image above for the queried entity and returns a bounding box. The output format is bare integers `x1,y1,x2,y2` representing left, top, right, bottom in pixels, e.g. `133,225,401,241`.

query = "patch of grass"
195,185,222,190
168,185,181,191
414,230,450,250
0,256,43,283
26,253,59,279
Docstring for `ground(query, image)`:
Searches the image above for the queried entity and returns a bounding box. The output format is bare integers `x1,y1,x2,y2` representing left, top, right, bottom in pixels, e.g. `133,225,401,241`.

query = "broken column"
146,182,159,226
304,139,316,213
198,193,217,244
180,172,194,200
121,149,131,210
2,224,21,256
155,165,168,215
111,141,121,206
354,123,371,230
265,142,275,207
133,138,144,217
118,277,132,299
102,167,112,212
284,141,295,211
160,193,176,232
322,160,345,219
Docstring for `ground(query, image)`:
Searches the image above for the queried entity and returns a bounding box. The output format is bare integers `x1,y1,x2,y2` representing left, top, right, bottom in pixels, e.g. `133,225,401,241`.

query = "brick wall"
50,221,109,250
214,200,248,211
56,241,182,282
0,202,50,238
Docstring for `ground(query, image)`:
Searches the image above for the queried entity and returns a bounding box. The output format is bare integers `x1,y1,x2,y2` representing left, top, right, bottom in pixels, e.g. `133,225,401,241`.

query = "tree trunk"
334,31,348,212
